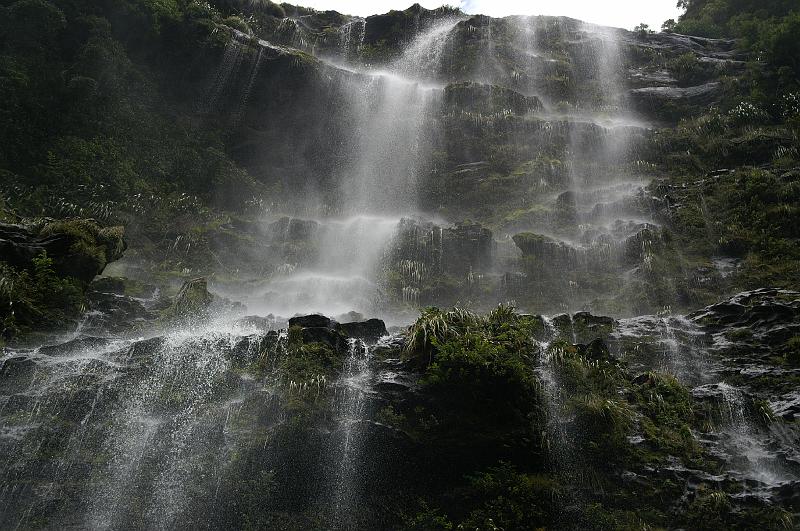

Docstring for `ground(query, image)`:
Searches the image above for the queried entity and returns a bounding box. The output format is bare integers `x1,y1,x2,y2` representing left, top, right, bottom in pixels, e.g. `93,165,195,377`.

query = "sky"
295,0,684,31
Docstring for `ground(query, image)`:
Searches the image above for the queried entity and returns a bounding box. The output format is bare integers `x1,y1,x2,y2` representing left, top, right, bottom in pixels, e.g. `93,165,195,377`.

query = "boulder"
289,314,335,329
300,326,347,352
339,319,388,343
171,278,213,317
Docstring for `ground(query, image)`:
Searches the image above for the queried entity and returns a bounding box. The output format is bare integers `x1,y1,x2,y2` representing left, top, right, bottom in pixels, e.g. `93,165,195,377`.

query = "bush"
667,52,708,85
0,253,83,340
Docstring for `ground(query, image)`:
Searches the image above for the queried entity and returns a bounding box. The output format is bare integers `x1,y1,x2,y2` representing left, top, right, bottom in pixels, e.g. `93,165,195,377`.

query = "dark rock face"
339,319,388,343
269,217,319,242
444,82,543,116
629,82,722,104
38,336,111,357
84,287,155,336
289,314,334,329
288,314,387,347
513,232,577,263
442,222,493,275
690,288,800,332
300,326,347,352
0,356,37,393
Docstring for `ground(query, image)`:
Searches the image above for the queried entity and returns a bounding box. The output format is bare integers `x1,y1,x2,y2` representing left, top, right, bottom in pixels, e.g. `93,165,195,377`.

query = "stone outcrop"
0,220,125,283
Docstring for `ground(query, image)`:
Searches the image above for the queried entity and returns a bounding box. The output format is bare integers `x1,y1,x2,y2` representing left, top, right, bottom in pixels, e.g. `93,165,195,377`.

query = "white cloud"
293,1,682,31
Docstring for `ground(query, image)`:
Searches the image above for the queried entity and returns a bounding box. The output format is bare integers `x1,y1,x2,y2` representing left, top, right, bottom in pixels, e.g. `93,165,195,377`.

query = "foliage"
0,253,83,340
673,0,800,82
0,0,262,267
404,306,485,364
459,463,560,530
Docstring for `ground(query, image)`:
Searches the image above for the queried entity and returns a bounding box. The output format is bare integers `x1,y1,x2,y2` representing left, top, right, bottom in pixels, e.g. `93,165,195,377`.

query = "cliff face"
1,2,799,529
3,1,796,328
200,7,786,318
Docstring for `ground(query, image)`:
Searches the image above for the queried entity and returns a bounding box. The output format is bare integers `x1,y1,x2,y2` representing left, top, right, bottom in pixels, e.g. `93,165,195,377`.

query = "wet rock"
579,338,616,362
234,315,281,331
690,288,800,332
770,391,800,421
771,480,800,509
572,312,615,332
90,276,158,300
336,311,365,323
442,222,493,275
444,82,543,116
269,217,319,242
84,291,155,335
300,327,346,352
512,232,577,264
371,334,406,358
339,319,388,343
289,314,335,329
0,356,37,393
124,336,167,363
692,382,728,401
628,82,722,107
38,336,111,357
171,277,213,317
375,359,419,395
622,224,663,265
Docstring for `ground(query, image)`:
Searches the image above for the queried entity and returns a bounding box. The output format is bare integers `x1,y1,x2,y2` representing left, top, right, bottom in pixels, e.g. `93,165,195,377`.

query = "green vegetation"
393,305,790,529
0,252,83,340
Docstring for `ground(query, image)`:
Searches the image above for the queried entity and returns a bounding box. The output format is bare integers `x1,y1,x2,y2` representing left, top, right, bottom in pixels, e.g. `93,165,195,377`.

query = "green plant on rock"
459,463,561,530
632,372,701,464
404,307,485,365
0,252,83,340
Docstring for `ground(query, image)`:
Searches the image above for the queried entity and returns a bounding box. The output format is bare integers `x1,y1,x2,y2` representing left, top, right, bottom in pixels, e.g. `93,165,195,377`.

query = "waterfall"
87,325,268,529
240,19,463,319
244,215,401,318
341,17,461,214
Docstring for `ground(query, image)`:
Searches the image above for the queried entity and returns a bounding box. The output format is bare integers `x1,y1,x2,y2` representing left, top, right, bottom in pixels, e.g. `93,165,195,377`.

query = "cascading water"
0,319,278,529
4,5,798,529
246,215,401,318
242,18,462,319
613,313,797,490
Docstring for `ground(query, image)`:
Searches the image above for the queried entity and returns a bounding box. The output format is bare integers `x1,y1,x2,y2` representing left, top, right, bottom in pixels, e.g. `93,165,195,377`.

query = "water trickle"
328,338,373,528
339,18,366,61
203,38,245,112
717,382,794,488
231,46,263,126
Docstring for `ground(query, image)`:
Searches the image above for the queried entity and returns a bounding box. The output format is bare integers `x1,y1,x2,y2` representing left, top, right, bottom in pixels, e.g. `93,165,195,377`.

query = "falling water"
203,38,245,112
339,18,365,60
342,18,461,214
328,338,373,528
245,215,400,318
717,382,794,488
